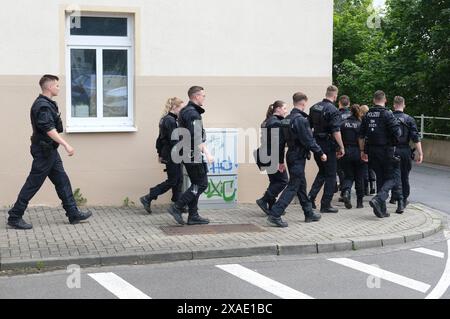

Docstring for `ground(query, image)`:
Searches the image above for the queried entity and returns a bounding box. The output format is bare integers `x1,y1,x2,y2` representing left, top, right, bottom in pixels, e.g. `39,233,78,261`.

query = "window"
65,13,135,132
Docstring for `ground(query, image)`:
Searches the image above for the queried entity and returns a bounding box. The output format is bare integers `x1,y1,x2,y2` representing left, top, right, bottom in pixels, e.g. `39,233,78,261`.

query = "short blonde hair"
360,105,369,115
162,97,184,117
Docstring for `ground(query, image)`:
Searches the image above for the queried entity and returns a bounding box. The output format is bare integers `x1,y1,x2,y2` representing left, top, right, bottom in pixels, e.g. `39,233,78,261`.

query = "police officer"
391,96,423,213
340,104,365,209
308,86,345,213
7,75,92,230
358,91,402,218
337,95,351,198
140,97,185,214
167,86,213,226
267,93,326,227
360,105,377,196
255,101,289,215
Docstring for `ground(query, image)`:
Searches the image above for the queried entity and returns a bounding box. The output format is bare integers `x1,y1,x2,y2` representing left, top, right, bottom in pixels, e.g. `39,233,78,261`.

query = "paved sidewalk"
0,197,444,272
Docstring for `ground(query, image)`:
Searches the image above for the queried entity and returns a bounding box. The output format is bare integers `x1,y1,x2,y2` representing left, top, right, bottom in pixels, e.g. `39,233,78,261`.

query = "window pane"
70,17,127,37
103,50,128,117
71,49,97,118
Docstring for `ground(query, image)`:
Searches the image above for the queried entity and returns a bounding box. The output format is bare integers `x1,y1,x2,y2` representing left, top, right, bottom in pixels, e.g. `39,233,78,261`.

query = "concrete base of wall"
422,138,450,167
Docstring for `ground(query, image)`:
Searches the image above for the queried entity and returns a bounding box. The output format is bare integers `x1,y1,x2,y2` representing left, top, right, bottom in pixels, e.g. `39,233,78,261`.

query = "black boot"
342,190,352,209
7,218,33,230
167,204,185,225
364,183,370,196
305,211,322,223
369,197,384,218
381,201,390,217
357,197,364,209
187,213,210,225
395,200,405,214
140,196,152,214
320,206,339,213
256,192,273,216
267,215,288,228
256,198,270,216
389,196,396,205
68,210,93,225
369,181,376,195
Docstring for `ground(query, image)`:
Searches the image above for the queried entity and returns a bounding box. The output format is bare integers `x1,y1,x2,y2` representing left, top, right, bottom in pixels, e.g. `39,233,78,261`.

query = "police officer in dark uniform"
7,75,92,230
140,97,185,214
391,96,423,212
267,93,326,227
340,104,365,209
360,105,377,196
337,95,351,199
358,91,402,218
167,86,212,226
308,86,345,213
255,101,289,215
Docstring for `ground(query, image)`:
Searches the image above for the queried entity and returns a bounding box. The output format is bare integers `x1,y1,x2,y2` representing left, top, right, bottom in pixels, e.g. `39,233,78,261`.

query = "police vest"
310,103,328,137
281,113,302,148
395,113,411,145
365,108,392,146
341,116,361,146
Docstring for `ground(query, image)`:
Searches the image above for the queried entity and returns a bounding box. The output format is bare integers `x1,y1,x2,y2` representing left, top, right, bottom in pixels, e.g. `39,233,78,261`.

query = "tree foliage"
334,0,450,129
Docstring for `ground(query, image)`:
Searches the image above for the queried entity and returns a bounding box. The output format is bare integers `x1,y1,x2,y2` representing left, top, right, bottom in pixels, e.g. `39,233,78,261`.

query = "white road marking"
411,247,445,259
328,258,431,293
216,264,313,299
88,272,151,299
426,239,450,299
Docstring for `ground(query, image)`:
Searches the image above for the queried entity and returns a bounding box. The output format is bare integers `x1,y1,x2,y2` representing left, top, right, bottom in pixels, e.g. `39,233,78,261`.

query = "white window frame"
65,12,135,133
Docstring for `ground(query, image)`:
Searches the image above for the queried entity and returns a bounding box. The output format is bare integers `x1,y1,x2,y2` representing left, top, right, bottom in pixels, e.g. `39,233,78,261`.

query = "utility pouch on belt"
387,146,401,163
411,148,416,161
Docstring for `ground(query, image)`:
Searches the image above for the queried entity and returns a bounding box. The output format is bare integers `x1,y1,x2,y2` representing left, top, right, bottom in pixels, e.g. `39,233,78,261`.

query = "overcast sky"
373,0,386,8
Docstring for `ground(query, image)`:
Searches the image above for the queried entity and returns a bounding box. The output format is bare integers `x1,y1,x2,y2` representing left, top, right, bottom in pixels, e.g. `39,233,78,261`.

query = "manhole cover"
160,224,265,236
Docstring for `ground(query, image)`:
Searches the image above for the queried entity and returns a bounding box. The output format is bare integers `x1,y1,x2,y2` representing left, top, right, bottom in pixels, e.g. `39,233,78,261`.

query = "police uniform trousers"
308,138,337,207
8,144,78,222
271,150,313,218
148,159,183,203
175,162,208,215
368,146,402,203
392,146,412,201
363,164,376,193
341,145,364,199
262,170,289,206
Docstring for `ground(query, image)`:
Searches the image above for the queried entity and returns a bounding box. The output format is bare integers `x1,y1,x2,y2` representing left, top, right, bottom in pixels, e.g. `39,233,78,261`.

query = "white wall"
0,0,333,77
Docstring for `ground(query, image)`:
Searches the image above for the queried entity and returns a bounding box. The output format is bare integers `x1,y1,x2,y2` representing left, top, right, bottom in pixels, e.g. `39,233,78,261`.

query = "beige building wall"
0,0,333,207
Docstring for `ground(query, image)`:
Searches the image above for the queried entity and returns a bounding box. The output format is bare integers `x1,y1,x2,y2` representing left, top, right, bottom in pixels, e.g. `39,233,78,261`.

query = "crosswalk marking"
426,239,450,299
88,272,151,299
411,247,445,259
328,258,431,293
216,264,313,299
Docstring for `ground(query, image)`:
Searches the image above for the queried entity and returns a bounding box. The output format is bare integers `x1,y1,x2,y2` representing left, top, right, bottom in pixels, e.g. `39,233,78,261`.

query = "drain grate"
160,223,265,236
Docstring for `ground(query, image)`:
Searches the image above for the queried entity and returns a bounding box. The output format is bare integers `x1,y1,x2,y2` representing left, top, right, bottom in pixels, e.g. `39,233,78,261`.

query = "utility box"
183,128,238,209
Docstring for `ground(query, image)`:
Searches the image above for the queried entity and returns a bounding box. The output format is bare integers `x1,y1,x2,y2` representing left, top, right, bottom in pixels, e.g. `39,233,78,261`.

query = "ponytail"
351,104,363,121
265,100,286,121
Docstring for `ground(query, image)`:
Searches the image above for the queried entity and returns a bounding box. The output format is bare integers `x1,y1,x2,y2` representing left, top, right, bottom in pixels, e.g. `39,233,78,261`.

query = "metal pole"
420,114,425,139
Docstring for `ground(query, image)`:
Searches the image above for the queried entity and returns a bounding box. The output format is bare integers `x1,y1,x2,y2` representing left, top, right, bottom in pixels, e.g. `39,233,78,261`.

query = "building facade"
0,0,333,207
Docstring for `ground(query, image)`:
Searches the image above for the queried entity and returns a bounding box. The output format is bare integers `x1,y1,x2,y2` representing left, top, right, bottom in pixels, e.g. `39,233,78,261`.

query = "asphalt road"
0,230,449,300
409,162,450,214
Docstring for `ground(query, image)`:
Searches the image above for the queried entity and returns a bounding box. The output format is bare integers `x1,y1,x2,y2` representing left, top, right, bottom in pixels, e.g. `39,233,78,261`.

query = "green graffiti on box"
204,177,237,202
